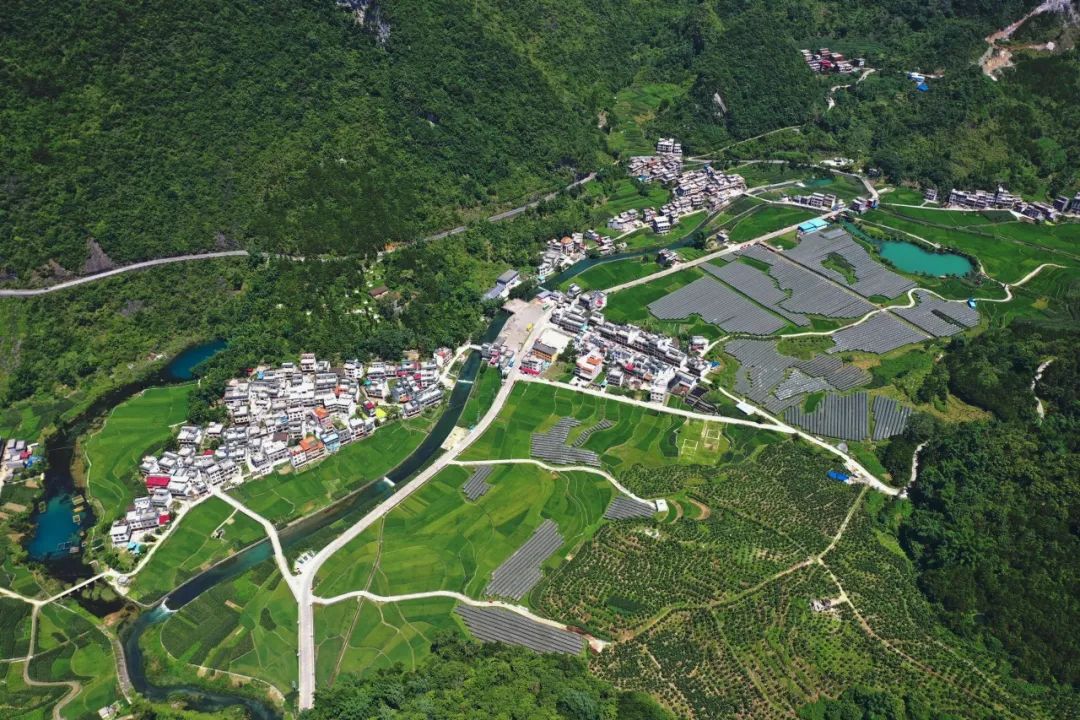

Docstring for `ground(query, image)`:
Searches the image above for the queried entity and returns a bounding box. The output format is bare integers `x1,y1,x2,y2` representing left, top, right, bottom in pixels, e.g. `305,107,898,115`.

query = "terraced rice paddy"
485,519,564,599
871,396,913,440
894,290,981,337
828,313,930,354
648,276,788,335
789,228,916,299
603,495,657,520
454,606,584,655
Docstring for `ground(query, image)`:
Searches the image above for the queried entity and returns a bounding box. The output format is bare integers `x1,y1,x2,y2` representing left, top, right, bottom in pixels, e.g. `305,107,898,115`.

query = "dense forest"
901,326,1080,687
301,632,671,719
3,0,1077,282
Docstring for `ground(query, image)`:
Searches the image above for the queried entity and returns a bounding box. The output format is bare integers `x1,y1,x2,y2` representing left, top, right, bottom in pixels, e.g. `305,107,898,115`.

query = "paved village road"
314,588,609,652
0,251,250,297
294,311,552,710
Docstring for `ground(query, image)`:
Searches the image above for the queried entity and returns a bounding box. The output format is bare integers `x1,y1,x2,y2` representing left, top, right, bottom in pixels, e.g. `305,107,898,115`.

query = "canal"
120,313,508,717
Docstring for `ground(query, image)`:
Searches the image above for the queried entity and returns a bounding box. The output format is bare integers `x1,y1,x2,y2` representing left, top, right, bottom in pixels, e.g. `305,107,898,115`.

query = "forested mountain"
3,0,1077,282
902,326,1080,687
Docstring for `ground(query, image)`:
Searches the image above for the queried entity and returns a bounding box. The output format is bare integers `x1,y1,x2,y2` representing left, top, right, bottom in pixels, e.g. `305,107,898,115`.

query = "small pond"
26,494,82,560
879,240,973,277
165,339,228,380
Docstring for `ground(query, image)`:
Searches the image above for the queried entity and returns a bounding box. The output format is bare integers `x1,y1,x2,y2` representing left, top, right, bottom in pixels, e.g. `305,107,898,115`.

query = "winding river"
118,314,509,717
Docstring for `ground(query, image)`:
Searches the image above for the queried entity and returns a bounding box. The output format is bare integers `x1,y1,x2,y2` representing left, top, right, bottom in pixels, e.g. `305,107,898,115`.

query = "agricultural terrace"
314,596,463,688
534,439,859,636
0,660,62,720
604,82,688,156
589,492,1056,720
0,597,33,659
860,207,1080,283
983,264,1080,327
127,496,265,603
459,382,741,474
314,462,613,600
148,558,297,706
82,384,192,532
31,602,120,719
558,256,667,293
229,414,435,525
584,177,670,218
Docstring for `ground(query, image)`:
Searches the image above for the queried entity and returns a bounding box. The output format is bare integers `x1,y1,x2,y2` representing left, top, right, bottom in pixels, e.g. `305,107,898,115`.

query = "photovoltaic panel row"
455,605,584,655
740,244,875,318
531,418,601,467
784,392,870,440
604,495,657,520
828,313,929,354
648,276,787,335
789,228,916,299
872,396,912,440
702,261,809,326
485,519,563,600
893,290,980,338
462,466,493,501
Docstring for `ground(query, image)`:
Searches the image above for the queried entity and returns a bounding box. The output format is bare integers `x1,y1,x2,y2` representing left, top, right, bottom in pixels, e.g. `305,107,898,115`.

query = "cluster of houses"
521,292,712,403
2,438,40,475
537,231,620,281
786,191,840,211
944,186,1077,222
667,167,747,214
628,138,684,184
847,196,879,214
801,48,865,75
107,351,452,549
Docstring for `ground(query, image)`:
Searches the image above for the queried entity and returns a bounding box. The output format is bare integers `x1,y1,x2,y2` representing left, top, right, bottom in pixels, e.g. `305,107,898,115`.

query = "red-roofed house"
146,475,171,489
157,512,171,526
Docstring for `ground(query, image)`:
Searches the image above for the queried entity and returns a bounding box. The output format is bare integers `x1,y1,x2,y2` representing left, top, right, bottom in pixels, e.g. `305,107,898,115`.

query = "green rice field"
82,384,193,533
128,497,265,603
314,462,613,600
32,602,120,719
229,415,435,525
314,596,463,687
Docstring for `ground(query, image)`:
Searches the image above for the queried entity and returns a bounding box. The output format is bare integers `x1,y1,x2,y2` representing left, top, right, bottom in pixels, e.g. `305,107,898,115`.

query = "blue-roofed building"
797,218,829,235
916,81,929,92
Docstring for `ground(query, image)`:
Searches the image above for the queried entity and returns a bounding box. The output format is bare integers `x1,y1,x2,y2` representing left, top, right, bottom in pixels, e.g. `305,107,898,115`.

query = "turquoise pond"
879,240,973,277
166,340,227,380
27,494,81,559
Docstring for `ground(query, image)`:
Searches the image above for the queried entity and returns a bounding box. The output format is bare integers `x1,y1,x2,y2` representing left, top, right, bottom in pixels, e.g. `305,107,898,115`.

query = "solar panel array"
485,519,563,599
648,276,787,335
573,419,613,448
828,313,930,354
604,495,657,520
462,466,494,501
531,418,601,467
740,245,875,318
703,261,809,326
872,396,912,440
724,339,871,413
784,392,870,440
894,290,980,338
790,228,916,299
455,605,584,655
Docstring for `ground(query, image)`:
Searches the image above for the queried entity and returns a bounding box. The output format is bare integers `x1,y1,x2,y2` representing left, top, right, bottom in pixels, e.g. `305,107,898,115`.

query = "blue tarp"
916,81,929,92
827,470,851,482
